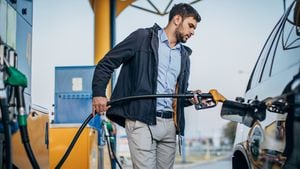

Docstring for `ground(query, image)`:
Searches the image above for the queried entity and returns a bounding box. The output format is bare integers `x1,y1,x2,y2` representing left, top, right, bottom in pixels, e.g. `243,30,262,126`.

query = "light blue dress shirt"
156,29,181,112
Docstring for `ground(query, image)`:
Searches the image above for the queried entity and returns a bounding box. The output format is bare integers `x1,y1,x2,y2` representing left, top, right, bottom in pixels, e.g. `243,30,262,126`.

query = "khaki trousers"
125,117,176,169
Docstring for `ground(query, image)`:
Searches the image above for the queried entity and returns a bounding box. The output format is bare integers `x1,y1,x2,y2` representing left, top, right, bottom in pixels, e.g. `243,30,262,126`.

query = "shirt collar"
159,29,181,49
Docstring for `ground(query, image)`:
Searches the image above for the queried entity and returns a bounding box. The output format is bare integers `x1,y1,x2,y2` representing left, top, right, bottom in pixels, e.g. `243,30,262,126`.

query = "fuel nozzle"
101,117,115,142
193,89,226,110
4,66,28,126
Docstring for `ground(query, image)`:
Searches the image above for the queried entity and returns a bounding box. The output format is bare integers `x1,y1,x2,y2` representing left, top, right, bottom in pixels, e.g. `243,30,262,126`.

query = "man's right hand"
92,96,109,115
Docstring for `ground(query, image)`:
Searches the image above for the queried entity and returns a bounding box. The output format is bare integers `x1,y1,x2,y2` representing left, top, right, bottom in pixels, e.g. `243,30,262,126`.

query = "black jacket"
92,24,192,136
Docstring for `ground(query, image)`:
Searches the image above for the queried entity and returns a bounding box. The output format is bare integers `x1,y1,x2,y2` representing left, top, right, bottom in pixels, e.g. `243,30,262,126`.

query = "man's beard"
175,24,187,43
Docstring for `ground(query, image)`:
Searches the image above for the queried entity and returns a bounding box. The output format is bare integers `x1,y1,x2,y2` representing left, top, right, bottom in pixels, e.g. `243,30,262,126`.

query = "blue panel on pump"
54,66,100,129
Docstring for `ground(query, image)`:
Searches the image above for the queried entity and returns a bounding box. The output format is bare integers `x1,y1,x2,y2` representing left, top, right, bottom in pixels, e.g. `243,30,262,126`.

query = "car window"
247,16,283,90
271,1,300,76
260,24,283,82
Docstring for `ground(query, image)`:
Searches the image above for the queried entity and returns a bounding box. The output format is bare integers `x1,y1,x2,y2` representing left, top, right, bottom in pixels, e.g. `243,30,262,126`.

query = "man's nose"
191,29,195,36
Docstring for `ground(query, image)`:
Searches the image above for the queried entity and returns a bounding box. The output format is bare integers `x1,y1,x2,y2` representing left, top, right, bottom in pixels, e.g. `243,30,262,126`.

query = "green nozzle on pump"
4,67,28,127
103,120,115,142
5,67,28,88
103,120,113,132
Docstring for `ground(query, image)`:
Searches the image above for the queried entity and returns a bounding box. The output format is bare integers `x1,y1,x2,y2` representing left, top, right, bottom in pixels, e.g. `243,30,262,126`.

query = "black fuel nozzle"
194,95,216,110
193,89,228,110
190,92,217,110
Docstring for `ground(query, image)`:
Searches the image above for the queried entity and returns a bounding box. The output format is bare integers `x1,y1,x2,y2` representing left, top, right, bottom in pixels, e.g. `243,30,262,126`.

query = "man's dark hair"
169,3,201,22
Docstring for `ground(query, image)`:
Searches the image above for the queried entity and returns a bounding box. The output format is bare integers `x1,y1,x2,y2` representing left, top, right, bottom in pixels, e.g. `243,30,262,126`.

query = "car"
220,0,300,169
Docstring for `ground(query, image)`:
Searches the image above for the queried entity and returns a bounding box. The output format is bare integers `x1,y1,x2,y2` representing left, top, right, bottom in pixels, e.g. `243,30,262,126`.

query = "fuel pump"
0,42,40,169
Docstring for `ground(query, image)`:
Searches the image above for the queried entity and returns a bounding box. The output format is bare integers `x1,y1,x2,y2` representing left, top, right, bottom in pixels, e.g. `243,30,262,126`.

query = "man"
92,3,201,169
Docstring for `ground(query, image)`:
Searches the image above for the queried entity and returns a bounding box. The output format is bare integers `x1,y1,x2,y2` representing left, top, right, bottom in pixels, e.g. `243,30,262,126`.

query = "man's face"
175,16,197,43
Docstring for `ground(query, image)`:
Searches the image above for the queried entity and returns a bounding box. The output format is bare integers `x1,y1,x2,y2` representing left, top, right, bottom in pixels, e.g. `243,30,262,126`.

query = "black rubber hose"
55,113,93,169
16,87,40,169
109,138,122,169
105,136,113,167
105,133,122,169
19,126,40,169
55,93,213,168
0,98,12,169
55,114,124,169
107,93,212,105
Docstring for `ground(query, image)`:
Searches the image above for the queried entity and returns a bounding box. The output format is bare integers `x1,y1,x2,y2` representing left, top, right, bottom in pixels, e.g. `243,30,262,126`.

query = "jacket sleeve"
92,30,139,97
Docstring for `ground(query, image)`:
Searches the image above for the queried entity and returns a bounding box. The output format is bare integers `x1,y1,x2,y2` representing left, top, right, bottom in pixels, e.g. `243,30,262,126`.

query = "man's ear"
173,15,182,26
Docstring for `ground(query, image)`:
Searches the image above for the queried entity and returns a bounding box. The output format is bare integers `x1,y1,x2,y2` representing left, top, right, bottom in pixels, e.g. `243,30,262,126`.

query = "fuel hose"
55,93,213,169
16,86,40,169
